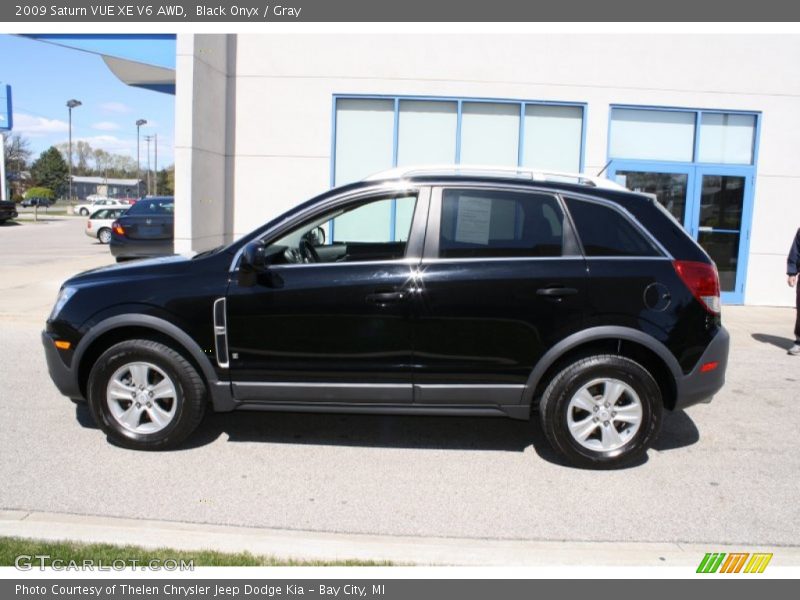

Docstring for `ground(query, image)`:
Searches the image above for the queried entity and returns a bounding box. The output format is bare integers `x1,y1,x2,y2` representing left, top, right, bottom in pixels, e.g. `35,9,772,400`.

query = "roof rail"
362,164,628,191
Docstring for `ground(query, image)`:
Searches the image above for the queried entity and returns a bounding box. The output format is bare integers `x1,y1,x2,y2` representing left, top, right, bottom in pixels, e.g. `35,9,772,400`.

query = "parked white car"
74,198,127,216
85,207,127,244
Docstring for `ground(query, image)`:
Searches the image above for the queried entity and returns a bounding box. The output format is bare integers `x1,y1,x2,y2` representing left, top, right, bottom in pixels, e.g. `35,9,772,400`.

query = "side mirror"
241,241,267,272
238,242,267,287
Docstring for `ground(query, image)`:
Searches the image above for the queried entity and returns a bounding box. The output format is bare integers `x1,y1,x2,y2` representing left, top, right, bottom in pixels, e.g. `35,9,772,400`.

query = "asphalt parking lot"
1,217,799,549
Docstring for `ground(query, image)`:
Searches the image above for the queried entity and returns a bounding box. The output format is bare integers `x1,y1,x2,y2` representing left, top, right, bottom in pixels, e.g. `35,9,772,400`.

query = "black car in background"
21,197,53,208
0,200,18,224
42,168,729,468
109,196,174,261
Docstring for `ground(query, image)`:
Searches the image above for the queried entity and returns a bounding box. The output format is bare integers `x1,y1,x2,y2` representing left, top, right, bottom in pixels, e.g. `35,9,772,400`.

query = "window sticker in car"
454,196,492,245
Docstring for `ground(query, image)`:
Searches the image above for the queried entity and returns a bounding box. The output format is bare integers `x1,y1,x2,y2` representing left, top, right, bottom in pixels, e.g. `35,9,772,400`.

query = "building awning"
23,34,176,95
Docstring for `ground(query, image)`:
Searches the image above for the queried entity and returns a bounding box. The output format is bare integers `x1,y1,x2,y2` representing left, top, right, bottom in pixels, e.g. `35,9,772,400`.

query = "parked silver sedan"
85,207,127,244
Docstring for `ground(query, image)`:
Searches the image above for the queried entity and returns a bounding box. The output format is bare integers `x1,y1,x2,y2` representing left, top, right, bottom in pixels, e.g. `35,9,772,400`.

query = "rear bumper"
109,238,174,259
674,326,730,410
42,331,83,400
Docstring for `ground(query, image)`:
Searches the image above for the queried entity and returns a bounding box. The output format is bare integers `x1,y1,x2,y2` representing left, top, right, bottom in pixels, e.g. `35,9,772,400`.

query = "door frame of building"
607,160,754,304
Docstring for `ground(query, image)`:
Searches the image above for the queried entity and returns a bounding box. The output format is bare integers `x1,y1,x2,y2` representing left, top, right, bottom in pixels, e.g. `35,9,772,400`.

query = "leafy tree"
157,165,175,196
30,147,68,197
23,186,54,200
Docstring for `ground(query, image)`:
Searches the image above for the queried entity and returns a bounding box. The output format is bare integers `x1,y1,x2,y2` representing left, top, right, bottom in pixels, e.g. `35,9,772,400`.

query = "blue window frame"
330,95,587,242
606,105,762,305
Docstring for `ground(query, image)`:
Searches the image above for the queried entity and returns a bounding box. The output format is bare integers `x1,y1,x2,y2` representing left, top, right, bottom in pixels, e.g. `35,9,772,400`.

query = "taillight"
87,221,91,229
673,260,721,314
112,220,125,236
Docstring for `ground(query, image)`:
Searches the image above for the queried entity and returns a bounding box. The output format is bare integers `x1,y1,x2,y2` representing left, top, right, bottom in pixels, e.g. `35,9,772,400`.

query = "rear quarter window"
565,197,660,257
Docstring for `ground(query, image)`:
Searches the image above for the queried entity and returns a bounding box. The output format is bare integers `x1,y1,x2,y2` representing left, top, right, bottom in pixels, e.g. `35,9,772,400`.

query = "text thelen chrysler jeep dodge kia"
43,166,728,468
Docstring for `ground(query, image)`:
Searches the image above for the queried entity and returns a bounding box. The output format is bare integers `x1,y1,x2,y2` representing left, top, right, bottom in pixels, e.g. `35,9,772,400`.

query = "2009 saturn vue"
42,166,729,468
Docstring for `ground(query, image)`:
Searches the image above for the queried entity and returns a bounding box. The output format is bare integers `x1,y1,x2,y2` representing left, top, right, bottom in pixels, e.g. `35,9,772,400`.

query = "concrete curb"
2,510,799,566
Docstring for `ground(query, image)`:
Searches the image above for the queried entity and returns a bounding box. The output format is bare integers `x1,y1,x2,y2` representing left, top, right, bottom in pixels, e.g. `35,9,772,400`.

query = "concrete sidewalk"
2,509,799,567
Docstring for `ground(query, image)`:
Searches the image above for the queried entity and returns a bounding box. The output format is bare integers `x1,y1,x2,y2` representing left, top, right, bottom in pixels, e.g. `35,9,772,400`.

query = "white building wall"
179,33,800,306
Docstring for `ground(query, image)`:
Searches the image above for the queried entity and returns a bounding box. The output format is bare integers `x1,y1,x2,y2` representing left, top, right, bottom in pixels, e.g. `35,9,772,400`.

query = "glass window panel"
439,189,564,258
522,105,583,172
698,113,755,165
615,171,689,224
698,175,745,230
564,197,660,257
397,100,457,166
266,195,417,263
460,102,520,166
394,198,415,242
609,108,695,162
698,231,739,292
333,199,394,243
334,99,394,185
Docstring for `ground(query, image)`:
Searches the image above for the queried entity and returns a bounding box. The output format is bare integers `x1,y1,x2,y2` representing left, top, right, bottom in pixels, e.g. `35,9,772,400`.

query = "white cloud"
12,112,69,137
74,135,136,156
91,121,120,131
99,102,132,114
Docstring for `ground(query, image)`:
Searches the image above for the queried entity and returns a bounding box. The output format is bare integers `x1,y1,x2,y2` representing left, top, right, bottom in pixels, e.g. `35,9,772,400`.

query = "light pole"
153,133,158,196
135,118,147,197
66,99,81,201
144,134,153,196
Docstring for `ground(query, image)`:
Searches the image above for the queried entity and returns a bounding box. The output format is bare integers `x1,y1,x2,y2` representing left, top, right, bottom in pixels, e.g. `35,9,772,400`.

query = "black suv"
42,167,729,468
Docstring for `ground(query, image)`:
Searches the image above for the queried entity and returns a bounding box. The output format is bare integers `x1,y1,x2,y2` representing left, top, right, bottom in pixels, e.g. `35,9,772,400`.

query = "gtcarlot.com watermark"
14,554,195,571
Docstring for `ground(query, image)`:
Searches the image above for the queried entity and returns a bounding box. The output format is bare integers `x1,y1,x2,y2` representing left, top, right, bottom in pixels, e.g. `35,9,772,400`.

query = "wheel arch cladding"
75,315,218,399
524,326,681,411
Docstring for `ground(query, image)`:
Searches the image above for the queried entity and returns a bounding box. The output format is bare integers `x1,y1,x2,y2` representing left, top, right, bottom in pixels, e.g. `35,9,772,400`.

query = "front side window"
439,189,565,259
565,197,660,257
264,194,417,265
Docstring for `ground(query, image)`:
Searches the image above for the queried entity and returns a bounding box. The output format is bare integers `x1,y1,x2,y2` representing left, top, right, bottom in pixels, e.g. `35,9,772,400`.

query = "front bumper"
674,326,730,410
42,331,83,400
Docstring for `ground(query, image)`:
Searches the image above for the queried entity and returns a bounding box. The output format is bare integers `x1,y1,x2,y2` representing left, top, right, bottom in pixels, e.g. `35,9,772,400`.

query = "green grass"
0,536,392,567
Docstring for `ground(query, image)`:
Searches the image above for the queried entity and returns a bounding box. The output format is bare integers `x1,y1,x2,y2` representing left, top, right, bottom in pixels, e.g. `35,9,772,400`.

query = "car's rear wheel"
79,208,89,216
87,339,206,450
97,228,112,244
538,355,662,469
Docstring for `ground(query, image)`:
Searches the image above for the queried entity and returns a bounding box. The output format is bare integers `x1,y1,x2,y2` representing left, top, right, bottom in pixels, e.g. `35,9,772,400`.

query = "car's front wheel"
79,208,89,216
538,355,662,469
97,228,112,244
87,339,207,450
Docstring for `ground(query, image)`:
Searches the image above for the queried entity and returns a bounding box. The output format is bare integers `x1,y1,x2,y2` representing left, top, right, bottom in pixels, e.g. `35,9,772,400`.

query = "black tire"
87,339,206,450
538,355,662,469
80,208,89,216
97,228,112,244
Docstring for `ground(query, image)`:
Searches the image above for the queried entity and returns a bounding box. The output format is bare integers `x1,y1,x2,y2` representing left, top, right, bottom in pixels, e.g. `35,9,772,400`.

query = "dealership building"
32,33,800,306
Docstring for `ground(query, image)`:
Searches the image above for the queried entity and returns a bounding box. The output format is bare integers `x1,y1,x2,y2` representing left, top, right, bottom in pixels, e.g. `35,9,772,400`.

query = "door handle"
366,291,406,304
536,286,578,297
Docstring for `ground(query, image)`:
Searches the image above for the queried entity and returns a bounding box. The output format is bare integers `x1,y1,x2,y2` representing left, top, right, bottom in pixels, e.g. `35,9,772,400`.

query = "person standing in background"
788,227,800,355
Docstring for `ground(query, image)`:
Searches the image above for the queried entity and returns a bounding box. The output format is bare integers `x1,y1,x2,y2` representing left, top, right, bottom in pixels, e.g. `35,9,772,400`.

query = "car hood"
65,255,192,286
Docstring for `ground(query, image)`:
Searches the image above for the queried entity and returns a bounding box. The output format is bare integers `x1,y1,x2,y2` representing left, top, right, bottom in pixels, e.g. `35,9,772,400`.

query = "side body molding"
521,326,683,406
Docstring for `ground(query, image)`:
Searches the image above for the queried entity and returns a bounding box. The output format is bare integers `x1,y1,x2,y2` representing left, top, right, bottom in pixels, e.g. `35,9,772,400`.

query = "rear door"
411,185,587,406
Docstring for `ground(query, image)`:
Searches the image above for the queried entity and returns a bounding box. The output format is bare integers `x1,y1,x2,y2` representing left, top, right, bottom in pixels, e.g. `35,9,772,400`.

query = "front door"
225,191,426,404
609,161,753,303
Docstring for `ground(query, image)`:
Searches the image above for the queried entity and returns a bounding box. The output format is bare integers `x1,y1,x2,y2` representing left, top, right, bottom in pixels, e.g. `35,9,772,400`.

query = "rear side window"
439,189,564,258
565,197,660,257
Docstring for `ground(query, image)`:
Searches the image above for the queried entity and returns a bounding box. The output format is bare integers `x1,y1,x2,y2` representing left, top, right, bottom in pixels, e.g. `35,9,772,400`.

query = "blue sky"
0,34,174,167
